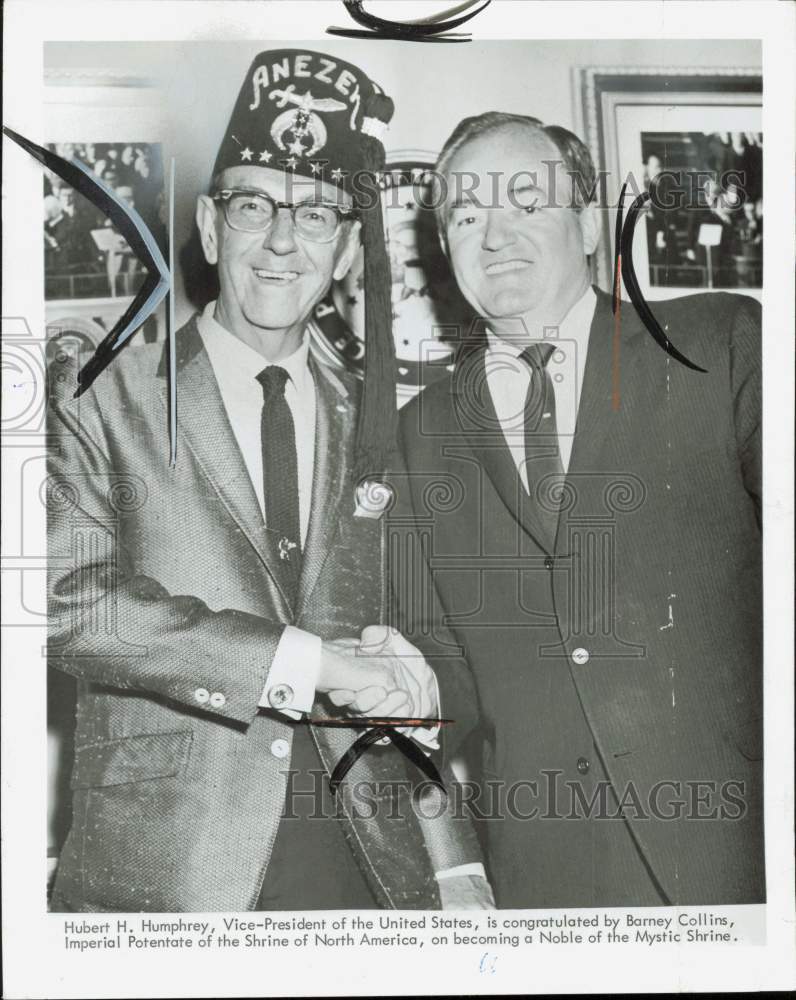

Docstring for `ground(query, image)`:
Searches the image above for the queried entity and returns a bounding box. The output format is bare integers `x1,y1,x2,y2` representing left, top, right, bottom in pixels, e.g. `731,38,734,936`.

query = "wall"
46,38,761,325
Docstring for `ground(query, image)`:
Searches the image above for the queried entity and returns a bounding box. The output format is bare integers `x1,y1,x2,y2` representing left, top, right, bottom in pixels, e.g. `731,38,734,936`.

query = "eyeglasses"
212,189,358,243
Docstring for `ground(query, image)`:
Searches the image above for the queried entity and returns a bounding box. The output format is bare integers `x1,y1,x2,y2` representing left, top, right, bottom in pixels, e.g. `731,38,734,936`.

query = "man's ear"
579,202,600,256
332,219,362,282
196,195,219,266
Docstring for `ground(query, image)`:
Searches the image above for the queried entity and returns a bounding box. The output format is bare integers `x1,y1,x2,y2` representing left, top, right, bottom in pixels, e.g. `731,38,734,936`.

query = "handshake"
317,626,439,736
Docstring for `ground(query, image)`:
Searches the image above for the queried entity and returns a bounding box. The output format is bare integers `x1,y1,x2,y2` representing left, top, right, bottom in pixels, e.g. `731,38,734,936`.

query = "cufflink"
268,683,294,709
353,479,394,519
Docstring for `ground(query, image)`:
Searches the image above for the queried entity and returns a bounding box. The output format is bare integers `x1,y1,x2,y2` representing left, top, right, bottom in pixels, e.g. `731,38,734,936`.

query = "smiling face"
196,165,360,358
442,126,598,336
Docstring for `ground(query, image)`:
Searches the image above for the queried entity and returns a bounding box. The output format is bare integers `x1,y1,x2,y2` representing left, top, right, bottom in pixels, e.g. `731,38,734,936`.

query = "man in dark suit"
47,50,492,912
391,111,763,908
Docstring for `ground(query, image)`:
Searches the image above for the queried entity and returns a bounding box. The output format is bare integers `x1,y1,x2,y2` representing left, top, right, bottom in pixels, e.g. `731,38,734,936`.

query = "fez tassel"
353,92,398,484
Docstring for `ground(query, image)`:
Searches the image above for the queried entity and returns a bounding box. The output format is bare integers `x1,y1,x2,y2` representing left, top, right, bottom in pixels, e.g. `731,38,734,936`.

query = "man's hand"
438,875,496,910
317,636,410,716
319,625,438,722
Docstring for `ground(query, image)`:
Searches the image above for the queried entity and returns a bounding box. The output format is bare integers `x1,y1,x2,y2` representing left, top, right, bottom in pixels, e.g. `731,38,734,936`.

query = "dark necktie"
520,342,565,537
256,365,302,598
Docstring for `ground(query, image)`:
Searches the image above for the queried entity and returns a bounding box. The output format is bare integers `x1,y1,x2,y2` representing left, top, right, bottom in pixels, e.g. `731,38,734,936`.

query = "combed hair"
433,111,597,235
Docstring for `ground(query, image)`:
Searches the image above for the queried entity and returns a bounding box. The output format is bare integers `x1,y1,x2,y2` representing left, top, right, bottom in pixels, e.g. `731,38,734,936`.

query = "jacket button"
270,738,290,759
577,757,590,774
544,556,555,570
571,647,590,665
268,683,294,709
194,687,210,705
209,692,226,709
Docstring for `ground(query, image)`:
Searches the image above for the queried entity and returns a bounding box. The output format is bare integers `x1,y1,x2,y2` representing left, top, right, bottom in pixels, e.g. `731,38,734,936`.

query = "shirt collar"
197,300,312,393
486,286,598,359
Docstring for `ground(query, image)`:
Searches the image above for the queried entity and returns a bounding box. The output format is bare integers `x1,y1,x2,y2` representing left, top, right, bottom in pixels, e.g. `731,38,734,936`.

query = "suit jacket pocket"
70,730,193,789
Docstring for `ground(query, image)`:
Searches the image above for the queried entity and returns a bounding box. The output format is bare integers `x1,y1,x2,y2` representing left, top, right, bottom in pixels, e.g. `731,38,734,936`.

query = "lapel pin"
278,537,298,561
353,479,394,519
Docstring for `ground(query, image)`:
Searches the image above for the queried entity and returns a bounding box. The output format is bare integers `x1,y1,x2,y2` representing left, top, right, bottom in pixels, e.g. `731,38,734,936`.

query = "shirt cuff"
435,863,487,881
258,626,321,719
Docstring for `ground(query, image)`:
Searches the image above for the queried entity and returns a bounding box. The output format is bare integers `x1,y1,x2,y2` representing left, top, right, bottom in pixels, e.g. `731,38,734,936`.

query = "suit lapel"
453,346,557,553
295,357,353,618
160,317,293,618
567,288,642,476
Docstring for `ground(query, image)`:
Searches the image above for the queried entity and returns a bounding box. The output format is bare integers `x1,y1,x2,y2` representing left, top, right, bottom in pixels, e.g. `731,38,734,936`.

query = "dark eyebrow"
509,182,544,196
448,194,484,211
221,188,351,209
296,197,351,208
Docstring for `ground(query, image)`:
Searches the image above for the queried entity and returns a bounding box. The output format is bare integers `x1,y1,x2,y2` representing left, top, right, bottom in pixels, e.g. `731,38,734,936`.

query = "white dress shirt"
485,286,597,486
198,302,321,718
199,301,316,543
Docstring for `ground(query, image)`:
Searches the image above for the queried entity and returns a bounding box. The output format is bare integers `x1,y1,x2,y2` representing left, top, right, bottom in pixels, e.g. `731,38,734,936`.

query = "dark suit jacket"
47,316,478,912
392,289,763,907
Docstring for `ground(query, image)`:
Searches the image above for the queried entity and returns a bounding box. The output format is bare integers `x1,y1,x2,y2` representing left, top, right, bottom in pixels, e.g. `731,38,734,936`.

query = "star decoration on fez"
240,147,253,162
310,162,322,175
285,156,298,170
331,167,345,182
287,137,306,156
259,150,273,163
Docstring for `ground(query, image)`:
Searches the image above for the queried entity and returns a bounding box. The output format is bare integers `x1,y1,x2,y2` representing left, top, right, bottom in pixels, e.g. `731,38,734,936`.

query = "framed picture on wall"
575,67,763,300
43,70,168,362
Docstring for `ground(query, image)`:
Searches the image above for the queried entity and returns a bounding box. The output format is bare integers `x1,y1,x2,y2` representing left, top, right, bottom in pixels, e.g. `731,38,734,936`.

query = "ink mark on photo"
2,127,170,397
311,714,451,793
613,182,707,375
328,0,492,42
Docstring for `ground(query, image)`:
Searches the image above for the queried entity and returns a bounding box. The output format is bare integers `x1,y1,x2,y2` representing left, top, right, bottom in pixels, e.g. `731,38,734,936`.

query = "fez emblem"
269,87,347,159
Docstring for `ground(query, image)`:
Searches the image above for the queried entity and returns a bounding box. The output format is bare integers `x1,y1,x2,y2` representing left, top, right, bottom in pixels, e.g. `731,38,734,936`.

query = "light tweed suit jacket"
47,316,479,912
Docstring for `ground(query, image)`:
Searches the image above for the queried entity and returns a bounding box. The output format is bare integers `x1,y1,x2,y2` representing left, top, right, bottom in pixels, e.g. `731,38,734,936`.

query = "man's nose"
263,207,298,252
482,209,517,251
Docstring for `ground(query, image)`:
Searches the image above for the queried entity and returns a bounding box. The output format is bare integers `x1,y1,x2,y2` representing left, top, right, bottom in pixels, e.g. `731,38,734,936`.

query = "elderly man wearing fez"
47,50,494,912
393,112,762,908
